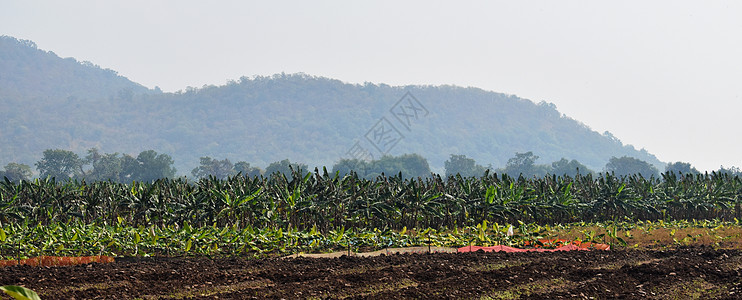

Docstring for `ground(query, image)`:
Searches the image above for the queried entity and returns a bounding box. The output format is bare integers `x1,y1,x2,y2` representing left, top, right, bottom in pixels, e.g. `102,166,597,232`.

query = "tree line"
0,148,430,183
1,148,740,183
442,152,740,179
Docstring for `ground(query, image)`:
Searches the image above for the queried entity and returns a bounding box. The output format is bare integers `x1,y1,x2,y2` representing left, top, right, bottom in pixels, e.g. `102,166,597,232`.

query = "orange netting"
458,239,610,253
0,255,115,267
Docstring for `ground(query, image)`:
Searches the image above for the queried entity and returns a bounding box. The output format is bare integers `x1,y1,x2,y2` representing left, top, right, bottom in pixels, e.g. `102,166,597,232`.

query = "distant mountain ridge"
0,36,153,100
0,36,664,175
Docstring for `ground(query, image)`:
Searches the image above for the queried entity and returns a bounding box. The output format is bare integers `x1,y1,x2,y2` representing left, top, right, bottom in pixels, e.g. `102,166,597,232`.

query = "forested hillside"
0,36,153,100
0,36,664,175
0,36,156,167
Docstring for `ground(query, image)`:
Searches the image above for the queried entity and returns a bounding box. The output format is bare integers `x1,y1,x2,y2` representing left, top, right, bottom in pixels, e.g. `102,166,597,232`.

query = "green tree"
81,148,123,181
120,154,140,182
191,157,235,179
0,163,33,182
35,149,83,180
717,166,741,176
605,156,659,178
265,159,308,177
332,158,368,177
365,154,431,179
234,161,263,177
120,150,177,182
397,153,431,178
550,158,592,177
444,154,486,178
665,161,700,175
502,151,547,177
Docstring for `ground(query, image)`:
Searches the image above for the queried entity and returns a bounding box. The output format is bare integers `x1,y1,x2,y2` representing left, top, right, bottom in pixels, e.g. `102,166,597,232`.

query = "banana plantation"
2,170,742,230
1,170,742,258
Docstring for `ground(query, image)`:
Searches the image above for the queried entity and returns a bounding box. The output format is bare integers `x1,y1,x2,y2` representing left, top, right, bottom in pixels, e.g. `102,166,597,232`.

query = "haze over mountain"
0,36,664,175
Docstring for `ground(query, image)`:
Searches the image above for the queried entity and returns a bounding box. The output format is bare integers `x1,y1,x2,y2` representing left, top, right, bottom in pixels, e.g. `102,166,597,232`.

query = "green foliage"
191,157,234,180
665,161,700,175
265,159,308,178
550,158,593,177
333,154,431,179
120,150,177,182
0,285,41,300
81,148,123,182
605,156,660,178
1,169,741,234
35,148,178,183
500,152,549,178
3,218,740,259
234,161,262,177
493,153,594,178
444,154,487,178
1,170,742,258
35,149,83,180
0,163,33,182
332,159,368,177
369,154,431,179
717,166,742,177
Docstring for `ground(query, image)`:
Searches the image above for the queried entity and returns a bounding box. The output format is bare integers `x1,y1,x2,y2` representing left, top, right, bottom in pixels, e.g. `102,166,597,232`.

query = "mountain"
0,36,664,175
0,36,160,168
0,36,153,100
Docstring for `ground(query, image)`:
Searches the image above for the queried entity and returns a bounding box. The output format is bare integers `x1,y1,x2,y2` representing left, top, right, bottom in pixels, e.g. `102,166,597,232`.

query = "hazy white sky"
2,1,741,172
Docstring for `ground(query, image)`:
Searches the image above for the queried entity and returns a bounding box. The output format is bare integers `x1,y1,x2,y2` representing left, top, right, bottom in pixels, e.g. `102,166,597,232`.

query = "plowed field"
3,247,742,299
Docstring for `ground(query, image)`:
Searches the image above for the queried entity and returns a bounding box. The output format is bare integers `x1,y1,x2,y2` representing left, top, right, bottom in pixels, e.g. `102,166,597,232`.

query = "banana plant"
1,285,41,300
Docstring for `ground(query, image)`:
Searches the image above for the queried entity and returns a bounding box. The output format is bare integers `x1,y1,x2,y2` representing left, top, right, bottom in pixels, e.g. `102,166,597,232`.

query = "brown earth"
2,246,742,299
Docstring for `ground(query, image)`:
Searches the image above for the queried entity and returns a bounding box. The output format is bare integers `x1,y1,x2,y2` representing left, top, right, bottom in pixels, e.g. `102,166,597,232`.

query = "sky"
2,1,741,172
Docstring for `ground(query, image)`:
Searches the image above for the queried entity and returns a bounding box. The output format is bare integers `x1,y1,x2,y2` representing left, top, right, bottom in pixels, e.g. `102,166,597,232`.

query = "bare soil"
2,246,742,299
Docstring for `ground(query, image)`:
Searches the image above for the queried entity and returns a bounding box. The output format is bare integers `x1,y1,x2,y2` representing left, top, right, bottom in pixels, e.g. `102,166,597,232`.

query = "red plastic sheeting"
457,243,604,253
458,245,526,253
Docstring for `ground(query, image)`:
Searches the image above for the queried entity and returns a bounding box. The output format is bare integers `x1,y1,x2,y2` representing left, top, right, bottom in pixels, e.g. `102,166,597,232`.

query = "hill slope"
0,36,153,100
0,36,663,175
0,36,155,167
